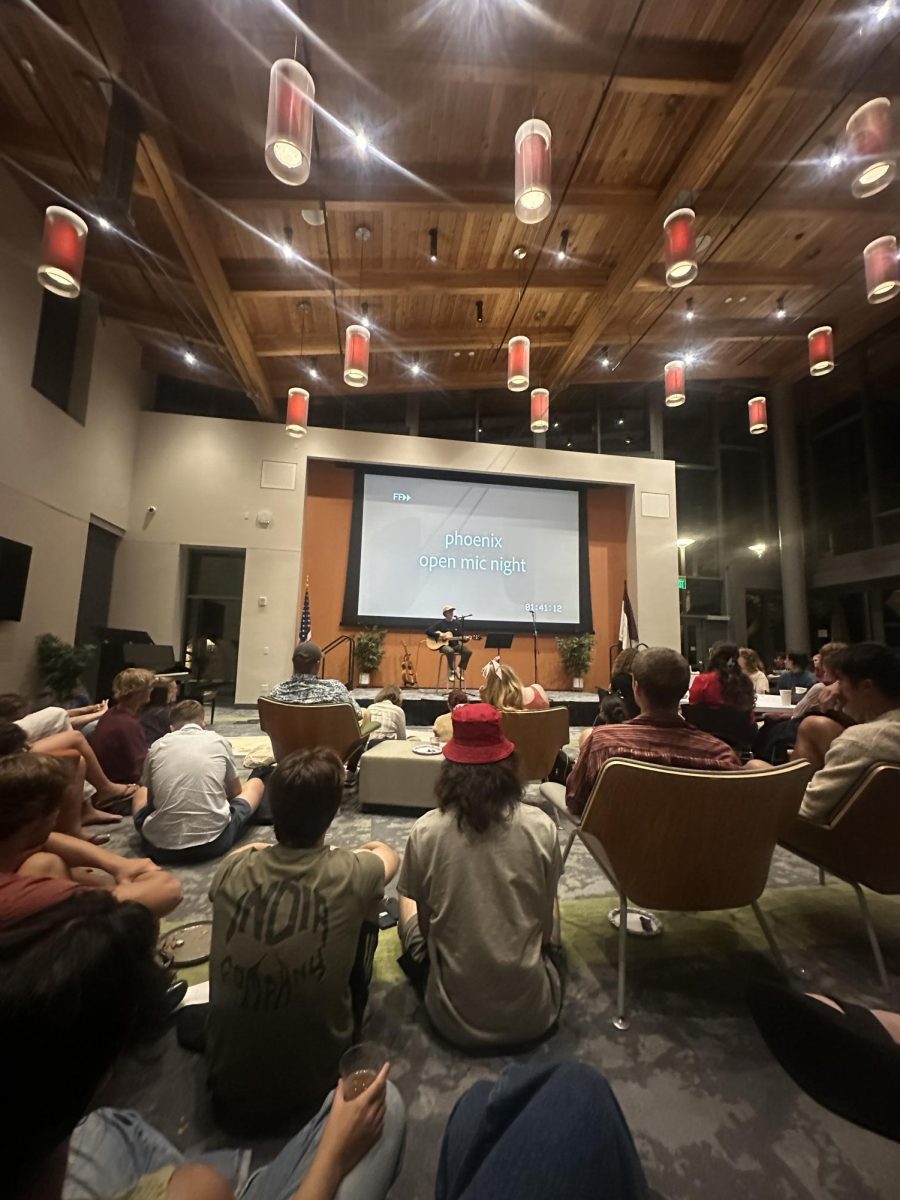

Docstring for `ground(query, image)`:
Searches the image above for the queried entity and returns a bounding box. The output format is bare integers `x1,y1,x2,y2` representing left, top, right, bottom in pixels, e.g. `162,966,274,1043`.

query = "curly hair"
1,889,172,1194
707,641,755,710
739,647,765,675
435,756,523,834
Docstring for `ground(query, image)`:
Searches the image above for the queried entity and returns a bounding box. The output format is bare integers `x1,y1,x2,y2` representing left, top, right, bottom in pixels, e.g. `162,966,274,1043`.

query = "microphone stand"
458,612,467,683
528,607,539,685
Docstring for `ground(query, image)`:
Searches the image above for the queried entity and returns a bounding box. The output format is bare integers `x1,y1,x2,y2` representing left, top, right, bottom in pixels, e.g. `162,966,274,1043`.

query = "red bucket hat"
443,702,516,764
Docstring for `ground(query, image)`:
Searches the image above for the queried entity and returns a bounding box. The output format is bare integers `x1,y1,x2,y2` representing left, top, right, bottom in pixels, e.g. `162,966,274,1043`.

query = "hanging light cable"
530,311,549,433
344,226,371,387
287,302,310,437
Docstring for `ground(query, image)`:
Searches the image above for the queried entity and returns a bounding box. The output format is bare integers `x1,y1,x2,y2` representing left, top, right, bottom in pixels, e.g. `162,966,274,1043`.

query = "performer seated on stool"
426,605,472,683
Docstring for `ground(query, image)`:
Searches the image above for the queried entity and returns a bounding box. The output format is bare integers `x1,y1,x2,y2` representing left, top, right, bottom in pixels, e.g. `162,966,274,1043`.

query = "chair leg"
612,889,630,1031
852,883,890,992
751,900,788,975
562,826,579,864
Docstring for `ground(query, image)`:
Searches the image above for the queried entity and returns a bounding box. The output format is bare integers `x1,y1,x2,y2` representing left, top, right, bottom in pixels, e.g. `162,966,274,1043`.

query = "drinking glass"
339,1042,386,1099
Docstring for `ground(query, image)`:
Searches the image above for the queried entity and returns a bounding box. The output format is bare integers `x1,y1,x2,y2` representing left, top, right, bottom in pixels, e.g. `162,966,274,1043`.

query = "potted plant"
556,633,595,691
35,633,95,704
354,627,386,687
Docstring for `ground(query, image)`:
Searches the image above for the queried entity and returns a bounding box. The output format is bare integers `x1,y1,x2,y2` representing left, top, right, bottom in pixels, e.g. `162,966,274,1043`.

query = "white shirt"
366,700,407,741
140,723,239,849
800,708,900,822
15,706,71,741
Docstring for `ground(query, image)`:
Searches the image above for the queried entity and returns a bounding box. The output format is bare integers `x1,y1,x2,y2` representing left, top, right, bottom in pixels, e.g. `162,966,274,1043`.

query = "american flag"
299,577,312,642
619,581,638,649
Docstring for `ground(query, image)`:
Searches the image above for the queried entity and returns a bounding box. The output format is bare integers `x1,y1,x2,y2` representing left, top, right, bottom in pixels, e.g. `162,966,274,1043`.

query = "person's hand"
94,699,108,716
318,1062,389,1178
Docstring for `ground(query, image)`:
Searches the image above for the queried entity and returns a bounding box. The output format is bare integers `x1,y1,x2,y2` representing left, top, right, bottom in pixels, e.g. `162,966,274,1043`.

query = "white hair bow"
481,655,503,680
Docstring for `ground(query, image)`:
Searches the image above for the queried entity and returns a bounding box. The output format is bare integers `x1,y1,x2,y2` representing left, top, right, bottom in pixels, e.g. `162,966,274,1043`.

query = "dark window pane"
664,395,715,465
720,448,769,552
676,468,719,576
811,419,872,555
871,395,900,514
600,401,650,454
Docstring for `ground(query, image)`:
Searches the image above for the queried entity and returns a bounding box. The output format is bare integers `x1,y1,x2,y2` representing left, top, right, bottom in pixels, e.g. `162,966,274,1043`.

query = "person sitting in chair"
269,641,363,715
426,605,472,683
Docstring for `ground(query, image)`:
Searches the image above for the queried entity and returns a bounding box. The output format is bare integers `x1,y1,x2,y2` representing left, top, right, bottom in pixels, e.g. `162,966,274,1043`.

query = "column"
772,382,809,652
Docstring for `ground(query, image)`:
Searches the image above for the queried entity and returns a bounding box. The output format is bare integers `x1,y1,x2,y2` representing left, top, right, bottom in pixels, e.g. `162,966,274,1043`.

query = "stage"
352,686,600,727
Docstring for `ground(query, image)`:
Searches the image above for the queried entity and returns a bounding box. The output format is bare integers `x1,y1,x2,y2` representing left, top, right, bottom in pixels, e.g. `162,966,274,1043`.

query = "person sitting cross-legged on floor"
2,888,406,1200
365,685,408,744
564,646,743,819
397,703,563,1051
206,747,399,1134
90,668,157,793
0,752,182,922
433,689,471,743
134,699,264,865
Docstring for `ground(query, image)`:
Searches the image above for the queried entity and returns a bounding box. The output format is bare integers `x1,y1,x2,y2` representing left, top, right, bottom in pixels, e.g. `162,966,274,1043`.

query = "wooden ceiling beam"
227,262,610,299
553,0,846,386
136,136,275,416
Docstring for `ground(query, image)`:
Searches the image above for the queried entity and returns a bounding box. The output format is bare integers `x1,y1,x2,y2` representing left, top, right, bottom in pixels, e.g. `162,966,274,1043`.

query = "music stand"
484,634,514,650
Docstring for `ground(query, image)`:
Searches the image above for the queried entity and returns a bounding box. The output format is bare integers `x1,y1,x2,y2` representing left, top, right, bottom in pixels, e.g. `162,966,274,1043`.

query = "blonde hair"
112,668,155,700
480,663,525,711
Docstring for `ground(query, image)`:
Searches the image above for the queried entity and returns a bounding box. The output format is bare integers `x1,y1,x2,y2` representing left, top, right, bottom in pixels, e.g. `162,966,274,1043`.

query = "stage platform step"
352,686,599,728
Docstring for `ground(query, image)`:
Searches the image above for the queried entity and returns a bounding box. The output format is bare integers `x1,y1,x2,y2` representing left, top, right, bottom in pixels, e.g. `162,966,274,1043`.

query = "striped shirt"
566,714,742,817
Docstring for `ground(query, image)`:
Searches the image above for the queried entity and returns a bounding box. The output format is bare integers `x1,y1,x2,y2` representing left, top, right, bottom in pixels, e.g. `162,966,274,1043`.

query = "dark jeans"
440,643,472,674
135,797,253,865
436,1062,649,1200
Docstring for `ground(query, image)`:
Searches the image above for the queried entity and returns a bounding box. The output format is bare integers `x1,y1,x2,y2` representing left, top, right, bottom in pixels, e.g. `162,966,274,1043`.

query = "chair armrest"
540,782,577,825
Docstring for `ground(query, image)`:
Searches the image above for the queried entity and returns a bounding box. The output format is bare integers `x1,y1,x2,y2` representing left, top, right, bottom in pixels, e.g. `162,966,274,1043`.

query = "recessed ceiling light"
512,245,527,260
738,296,747,303
600,346,611,368
361,302,370,328
775,296,786,320
553,421,559,428
182,349,197,366
556,229,569,261
429,227,438,263
308,358,320,381
684,351,696,365
96,215,111,232
354,129,369,154
685,298,695,321
467,350,475,357
724,296,733,304
453,350,461,357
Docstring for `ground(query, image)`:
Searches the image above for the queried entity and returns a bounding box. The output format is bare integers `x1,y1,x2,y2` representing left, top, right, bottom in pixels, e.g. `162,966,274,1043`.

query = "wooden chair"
779,762,900,990
500,706,570,783
258,698,368,766
542,758,814,1028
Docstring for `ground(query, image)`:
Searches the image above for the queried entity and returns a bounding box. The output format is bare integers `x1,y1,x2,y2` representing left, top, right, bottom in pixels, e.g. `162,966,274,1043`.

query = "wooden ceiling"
2,0,899,421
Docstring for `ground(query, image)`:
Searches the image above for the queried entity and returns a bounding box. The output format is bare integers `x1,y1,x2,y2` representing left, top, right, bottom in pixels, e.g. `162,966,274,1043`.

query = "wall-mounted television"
0,537,33,621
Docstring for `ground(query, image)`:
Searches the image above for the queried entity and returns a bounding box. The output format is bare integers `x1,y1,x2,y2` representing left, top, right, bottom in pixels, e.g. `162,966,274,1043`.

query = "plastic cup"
339,1042,385,1099
779,689,793,706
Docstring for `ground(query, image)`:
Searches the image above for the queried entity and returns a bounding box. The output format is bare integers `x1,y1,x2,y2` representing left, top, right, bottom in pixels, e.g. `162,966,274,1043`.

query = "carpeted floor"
93,708,900,1199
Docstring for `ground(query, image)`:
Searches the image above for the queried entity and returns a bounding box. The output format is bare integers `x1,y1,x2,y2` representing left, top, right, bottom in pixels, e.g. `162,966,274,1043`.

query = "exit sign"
678,576,687,589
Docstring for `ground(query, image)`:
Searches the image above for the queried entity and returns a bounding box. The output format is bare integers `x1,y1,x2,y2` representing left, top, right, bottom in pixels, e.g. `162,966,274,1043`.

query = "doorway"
182,549,245,703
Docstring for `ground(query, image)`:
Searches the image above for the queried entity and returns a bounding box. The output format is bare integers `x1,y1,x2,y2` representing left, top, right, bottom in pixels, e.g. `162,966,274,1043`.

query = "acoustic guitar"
425,633,484,652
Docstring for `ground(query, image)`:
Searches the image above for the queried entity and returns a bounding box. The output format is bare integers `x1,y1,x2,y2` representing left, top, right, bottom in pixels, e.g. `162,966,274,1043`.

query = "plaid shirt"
268,673,361,717
565,714,742,817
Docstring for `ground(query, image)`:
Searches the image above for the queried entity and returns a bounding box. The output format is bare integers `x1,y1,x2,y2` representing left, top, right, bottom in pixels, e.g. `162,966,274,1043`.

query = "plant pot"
572,676,584,691
359,672,371,687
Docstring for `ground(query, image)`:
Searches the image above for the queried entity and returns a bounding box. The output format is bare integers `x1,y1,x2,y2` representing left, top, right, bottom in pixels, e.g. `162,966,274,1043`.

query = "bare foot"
81,804,123,826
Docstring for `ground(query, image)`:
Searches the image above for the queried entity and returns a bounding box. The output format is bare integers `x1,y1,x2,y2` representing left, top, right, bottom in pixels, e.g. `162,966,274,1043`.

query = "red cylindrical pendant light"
864,235,900,303
807,325,835,376
343,324,370,387
37,206,88,298
748,396,768,435
265,59,315,185
530,387,549,433
846,98,896,199
285,387,309,437
507,336,530,391
663,208,698,288
514,119,551,224
664,359,686,407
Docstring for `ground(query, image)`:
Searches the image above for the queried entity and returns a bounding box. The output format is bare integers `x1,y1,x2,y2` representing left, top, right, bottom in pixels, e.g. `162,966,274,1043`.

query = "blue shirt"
268,673,362,716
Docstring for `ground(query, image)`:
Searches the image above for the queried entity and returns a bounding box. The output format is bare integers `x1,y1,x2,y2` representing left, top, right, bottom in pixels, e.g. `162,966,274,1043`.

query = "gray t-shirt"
140,723,238,849
398,803,563,1048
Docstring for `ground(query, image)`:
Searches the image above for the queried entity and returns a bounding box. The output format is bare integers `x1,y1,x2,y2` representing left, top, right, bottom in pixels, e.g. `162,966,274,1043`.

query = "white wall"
0,167,149,691
113,413,680,702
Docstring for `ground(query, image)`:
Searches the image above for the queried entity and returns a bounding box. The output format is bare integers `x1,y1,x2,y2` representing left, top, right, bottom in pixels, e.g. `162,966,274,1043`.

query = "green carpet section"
163,885,900,987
